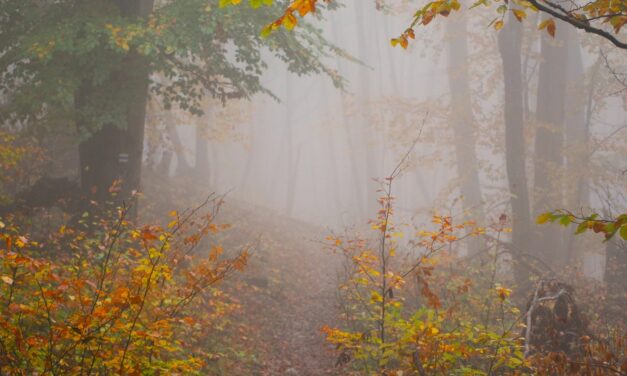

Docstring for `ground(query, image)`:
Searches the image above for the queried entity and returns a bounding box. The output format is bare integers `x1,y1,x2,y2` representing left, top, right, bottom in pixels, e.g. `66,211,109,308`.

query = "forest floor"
221,200,342,375
144,175,343,375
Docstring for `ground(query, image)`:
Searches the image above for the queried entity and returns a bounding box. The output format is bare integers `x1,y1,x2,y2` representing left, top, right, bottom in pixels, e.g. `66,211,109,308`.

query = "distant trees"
0,0,341,211
244,0,626,286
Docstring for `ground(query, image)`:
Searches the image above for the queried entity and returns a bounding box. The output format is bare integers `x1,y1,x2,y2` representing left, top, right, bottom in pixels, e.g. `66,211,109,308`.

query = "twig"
523,280,567,357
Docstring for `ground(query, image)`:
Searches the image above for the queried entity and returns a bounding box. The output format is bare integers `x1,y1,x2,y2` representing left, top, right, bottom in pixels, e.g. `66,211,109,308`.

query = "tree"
497,12,534,286
255,0,626,49
531,18,570,267
445,11,485,255
255,0,626,278
0,0,342,210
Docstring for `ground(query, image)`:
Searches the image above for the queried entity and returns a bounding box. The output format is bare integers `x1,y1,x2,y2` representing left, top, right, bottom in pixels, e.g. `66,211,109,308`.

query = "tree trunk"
563,32,589,260
77,0,154,214
195,121,209,177
533,18,569,266
165,121,192,176
330,12,365,220
354,3,379,218
284,73,297,217
498,15,533,287
446,11,485,256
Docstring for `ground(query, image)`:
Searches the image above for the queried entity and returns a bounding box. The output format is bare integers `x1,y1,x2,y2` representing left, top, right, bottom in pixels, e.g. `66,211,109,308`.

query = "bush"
0,197,247,375
321,177,526,375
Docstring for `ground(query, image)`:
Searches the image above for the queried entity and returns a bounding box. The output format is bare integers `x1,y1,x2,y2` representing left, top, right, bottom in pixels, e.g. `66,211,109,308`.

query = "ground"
143,174,343,375
221,199,342,375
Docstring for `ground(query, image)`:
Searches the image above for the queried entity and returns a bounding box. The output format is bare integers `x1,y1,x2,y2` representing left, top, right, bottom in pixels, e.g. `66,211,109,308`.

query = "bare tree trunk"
195,120,209,177
164,121,192,176
563,32,589,260
284,73,297,217
240,111,256,190
355,4,379,217
445,11,485,256
330,12,365,220
498,15,533,287
533,18,569,266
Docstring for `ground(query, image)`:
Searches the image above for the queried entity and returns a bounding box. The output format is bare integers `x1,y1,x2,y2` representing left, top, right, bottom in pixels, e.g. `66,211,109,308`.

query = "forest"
0,0,626,374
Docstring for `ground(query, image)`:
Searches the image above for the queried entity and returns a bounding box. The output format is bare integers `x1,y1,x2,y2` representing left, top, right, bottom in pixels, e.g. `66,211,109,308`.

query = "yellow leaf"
494,20,504,30
536,212,552,224
1,275,13,285
512,9,526,22
496,285,512,300
538,18,556,37
282,12,298,30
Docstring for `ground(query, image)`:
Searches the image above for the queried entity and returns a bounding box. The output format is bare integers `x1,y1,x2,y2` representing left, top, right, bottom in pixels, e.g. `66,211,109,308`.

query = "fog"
2,1,626,374
152,1,626,268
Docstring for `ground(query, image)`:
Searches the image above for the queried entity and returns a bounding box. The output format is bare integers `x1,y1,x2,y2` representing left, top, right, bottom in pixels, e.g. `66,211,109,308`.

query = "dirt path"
142,178,344,374
220,201,342,375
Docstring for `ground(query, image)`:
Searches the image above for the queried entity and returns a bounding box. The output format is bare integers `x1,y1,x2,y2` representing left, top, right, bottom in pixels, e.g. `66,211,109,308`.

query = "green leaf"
559,215,572,226
620,224,627,240
604,223,616,236
575,222,588,234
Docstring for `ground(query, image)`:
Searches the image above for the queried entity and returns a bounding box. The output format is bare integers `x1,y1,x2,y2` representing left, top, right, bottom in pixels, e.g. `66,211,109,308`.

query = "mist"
1,0,626,374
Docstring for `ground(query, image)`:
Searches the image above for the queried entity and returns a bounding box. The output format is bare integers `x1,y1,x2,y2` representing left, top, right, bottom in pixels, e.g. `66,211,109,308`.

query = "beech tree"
0,0,342,210
239,0,626,288
244,0,625,49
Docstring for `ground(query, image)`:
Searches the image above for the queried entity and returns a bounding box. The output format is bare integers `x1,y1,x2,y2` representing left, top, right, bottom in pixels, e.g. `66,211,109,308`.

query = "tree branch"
527,0,627,49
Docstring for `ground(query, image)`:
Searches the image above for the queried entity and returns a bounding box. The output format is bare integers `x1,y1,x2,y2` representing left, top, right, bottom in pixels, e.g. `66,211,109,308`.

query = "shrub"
0,197,247,375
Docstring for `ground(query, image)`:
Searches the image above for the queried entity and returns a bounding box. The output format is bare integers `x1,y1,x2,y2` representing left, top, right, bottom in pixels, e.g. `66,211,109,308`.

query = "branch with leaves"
537,210,627,240
234,0,627,50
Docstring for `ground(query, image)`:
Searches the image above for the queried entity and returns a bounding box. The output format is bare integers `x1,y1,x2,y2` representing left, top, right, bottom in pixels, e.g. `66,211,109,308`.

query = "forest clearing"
0,0,626,375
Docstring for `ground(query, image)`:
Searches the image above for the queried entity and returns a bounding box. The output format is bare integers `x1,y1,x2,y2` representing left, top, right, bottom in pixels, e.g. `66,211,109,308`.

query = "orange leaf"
512,9,526,22
547,19,556,37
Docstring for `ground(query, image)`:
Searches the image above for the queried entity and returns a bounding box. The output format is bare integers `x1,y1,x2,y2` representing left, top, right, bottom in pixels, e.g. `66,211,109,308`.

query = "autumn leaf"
538,18,556,37
536,212,553,224
512,9,527,22
282,12,298,30
495,285,512,300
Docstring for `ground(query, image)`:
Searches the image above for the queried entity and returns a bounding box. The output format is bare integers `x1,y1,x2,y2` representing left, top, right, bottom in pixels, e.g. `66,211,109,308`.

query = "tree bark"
563,32,589,260
330,11,365,220
354,3,379,218
195,121,209,176
446,11,485,256
165,121,192,176
533,17,569,266
498,15,533,287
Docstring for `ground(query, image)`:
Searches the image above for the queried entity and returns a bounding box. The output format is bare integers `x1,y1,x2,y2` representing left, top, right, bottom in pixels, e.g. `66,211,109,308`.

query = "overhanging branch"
527,0,627,50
